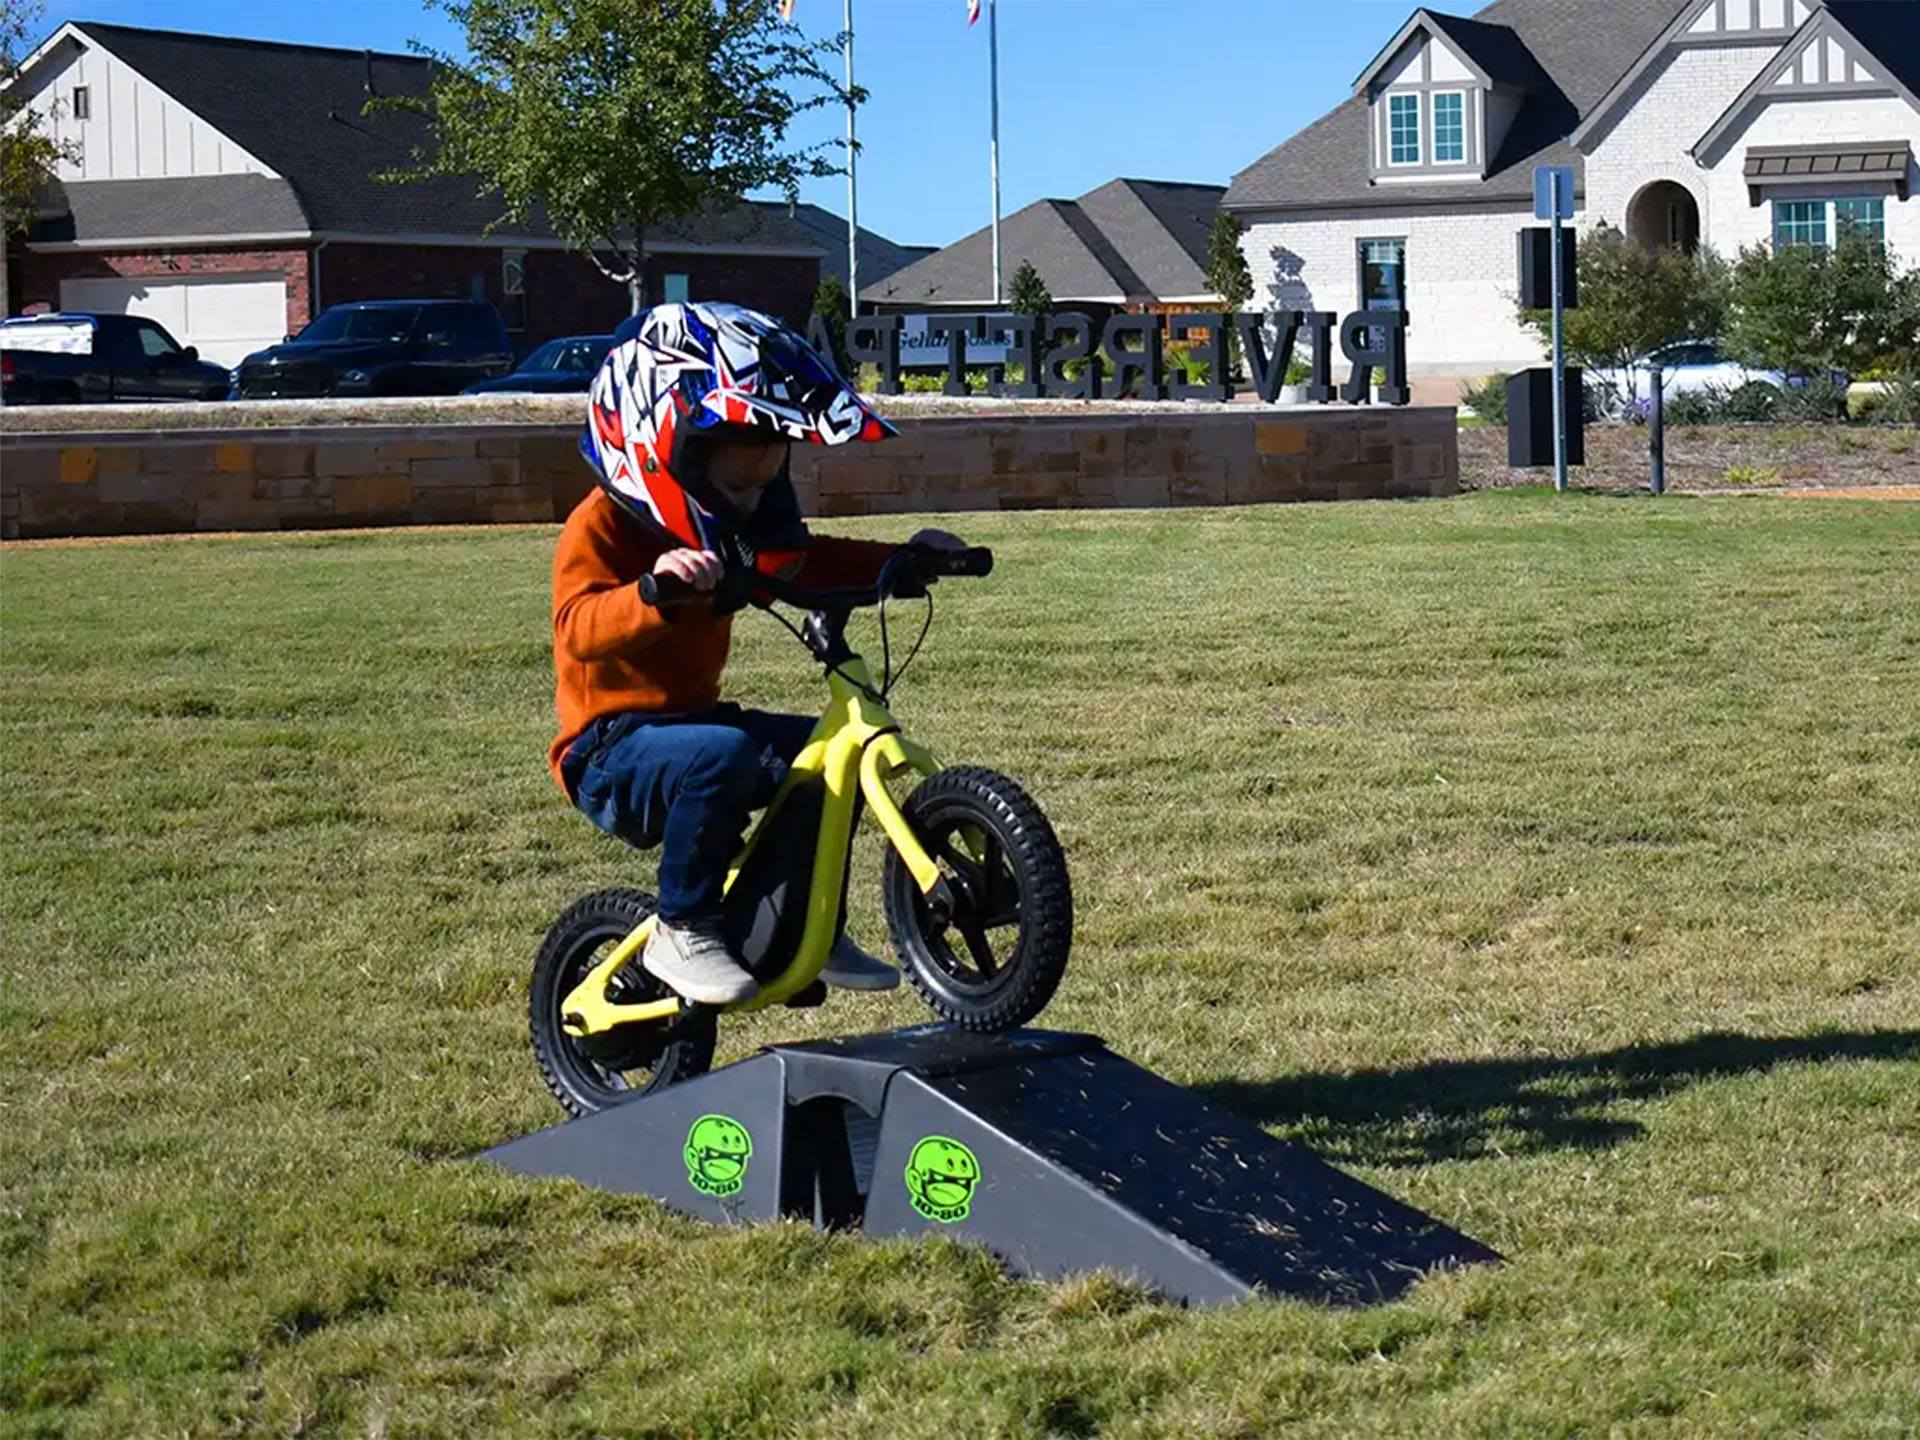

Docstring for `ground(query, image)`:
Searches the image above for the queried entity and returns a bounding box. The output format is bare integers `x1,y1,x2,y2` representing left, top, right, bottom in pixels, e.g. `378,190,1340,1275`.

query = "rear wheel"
884,767,1072,1032
529,888,714,1116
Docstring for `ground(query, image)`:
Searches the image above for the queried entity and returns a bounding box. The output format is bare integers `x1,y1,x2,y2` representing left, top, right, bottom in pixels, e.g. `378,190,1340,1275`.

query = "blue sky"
35,0,1418,247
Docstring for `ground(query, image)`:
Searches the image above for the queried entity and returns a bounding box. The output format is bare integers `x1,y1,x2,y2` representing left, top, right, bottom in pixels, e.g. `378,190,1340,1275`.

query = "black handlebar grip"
938,546,994,578
637,572,704,608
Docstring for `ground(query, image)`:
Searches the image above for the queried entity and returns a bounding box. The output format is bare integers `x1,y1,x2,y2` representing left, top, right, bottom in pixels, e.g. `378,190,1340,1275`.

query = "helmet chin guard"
580,301,895,554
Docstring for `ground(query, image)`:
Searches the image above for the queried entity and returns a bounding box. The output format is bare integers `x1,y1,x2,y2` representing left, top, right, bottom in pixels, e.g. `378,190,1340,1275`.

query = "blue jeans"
561,705,817,924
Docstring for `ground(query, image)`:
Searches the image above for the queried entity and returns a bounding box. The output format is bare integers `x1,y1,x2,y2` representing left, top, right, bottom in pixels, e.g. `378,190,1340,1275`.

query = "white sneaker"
642,920,759,1005
820,933,901,991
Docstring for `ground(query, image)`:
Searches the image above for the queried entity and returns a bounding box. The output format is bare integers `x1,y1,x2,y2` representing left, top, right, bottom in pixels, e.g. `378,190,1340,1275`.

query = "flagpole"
844,0,858,319
988,0,1002,303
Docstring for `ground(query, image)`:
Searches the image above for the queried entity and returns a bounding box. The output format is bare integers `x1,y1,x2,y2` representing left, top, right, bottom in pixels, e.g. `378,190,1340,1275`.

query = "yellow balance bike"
530,545,1074,1116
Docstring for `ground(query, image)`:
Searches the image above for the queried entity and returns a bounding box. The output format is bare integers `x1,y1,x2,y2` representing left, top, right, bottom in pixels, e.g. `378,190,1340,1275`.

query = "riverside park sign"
812,309,1411,406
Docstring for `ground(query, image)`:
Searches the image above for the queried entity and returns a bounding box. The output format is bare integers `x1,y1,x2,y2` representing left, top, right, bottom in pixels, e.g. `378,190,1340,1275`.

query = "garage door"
59,274,289,369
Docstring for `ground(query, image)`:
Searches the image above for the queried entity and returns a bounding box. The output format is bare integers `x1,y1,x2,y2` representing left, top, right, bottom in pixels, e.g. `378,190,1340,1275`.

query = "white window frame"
1387,93,1422,167
1431,90,1466,165
1773,197,1886,251
71,85,90,121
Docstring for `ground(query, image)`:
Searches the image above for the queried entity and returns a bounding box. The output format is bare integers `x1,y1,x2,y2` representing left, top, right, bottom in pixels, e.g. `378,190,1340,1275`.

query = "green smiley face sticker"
684,1114,753,1198
905,1136,981,1223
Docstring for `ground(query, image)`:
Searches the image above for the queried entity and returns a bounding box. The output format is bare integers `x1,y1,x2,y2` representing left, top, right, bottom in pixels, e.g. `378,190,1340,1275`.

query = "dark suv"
233,299,513,399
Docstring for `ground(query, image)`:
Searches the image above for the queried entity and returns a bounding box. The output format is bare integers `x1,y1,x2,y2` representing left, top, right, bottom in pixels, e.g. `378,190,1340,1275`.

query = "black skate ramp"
481,1025,1499,1306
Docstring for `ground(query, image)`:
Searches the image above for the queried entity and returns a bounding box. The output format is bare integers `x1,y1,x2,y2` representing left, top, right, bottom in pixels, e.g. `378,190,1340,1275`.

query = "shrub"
1777,374,1851,423
1853,377,1920,425
1662,385,1725,426
1721,380,1782,423
1723,464,1781,487
1461,373,1509,424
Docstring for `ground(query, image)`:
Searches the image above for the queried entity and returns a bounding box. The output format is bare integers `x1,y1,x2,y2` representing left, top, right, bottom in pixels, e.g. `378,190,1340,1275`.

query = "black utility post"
1648,365,1666,496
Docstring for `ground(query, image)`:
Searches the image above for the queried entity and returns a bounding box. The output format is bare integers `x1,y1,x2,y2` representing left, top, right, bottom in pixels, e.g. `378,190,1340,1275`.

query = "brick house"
1223,0,1920,395
4,21,920,364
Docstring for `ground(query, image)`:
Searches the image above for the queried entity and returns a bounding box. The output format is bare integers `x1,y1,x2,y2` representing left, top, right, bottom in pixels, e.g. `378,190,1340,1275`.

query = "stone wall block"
1,447,61,488
1233,455,1309,504
333,474,414,520
139,445,218,477
59,447,99,485
1170,456,1230,505
314,442,409,478
410,457,514,489
375,438,474,464
98,447,141,480
97,471,185,506
410,487,482,523
1075,427,1127,479
255,444,316,479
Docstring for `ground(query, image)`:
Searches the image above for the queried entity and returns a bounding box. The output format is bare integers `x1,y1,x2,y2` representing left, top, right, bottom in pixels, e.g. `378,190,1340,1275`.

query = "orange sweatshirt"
548,488,897,789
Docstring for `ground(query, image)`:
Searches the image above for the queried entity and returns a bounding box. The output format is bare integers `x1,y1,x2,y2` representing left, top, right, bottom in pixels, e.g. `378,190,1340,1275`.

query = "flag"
778,0,796,18
967,0,980,25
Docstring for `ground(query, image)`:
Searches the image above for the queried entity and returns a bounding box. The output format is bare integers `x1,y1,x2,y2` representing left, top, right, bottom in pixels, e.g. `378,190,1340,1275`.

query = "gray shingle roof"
860,178,1226,307
1224,0,1690,214
32,174,310,243
781,204,936,290
49,22,885,260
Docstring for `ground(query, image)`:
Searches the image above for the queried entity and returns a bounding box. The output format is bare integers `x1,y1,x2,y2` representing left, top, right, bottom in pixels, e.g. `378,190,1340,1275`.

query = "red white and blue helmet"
580,300,895,551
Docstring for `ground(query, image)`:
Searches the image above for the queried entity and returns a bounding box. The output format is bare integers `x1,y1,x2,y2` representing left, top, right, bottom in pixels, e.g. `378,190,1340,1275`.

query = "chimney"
364,49,376,97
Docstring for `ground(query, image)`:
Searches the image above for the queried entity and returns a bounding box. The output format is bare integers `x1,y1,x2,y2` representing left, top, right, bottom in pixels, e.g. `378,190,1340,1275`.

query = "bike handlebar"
638,544,993,612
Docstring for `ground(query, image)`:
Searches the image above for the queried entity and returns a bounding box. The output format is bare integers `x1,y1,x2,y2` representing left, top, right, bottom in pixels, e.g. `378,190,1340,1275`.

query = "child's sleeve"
552,505,674,660
794,535,900,589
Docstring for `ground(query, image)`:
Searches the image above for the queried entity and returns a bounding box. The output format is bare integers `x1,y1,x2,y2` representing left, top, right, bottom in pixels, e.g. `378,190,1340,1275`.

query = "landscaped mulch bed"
1460,422,1920,492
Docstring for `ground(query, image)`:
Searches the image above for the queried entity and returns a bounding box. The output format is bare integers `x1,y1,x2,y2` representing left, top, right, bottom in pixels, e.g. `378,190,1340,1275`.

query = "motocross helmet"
580,301,895,560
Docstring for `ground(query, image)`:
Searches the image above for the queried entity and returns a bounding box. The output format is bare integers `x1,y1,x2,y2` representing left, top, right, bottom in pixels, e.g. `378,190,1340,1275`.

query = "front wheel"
530,888,715,1116
884,767,1073,1032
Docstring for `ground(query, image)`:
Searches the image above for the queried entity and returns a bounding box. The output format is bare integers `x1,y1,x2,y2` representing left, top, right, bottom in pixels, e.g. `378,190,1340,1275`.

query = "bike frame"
560,651,943,1039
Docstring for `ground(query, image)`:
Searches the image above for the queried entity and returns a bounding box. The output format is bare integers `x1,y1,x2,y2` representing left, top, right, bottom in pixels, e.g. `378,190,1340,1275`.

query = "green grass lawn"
4,491,1919,1438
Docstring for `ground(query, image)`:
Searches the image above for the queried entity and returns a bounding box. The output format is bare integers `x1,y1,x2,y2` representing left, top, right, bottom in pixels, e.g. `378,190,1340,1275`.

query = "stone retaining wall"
1,408,1458,540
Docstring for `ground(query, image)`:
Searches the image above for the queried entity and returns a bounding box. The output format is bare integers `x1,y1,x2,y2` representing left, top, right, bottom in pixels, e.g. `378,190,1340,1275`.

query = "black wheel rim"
555,925,674,1098
913,815,1026,993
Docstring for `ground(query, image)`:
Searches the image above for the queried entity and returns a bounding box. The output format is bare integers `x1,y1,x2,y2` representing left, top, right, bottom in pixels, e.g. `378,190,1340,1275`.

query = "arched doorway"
1627,181,1701,254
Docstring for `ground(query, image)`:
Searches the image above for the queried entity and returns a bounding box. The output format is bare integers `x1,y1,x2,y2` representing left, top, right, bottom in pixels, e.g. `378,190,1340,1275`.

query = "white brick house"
1224,0,1920,396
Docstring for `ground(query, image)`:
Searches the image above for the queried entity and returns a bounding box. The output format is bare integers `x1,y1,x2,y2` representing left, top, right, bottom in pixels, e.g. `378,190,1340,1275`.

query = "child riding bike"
551,301,967,1009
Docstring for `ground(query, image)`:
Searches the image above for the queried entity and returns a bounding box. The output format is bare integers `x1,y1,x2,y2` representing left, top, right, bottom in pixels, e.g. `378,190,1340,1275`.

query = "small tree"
810,274,849,371
1519,223,1728,405
1,0,77,317
1008,259,1051,318
1006,260,1051,380
1724,227,1914,378
383,0,858,312
1204,211,1253,376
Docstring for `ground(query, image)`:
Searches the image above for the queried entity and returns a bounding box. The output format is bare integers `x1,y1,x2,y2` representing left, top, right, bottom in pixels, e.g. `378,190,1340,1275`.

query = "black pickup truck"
233,299,515,399
0,312,232,405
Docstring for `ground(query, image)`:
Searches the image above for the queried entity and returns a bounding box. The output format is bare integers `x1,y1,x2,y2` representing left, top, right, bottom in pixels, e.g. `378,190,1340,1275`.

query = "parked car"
232,299,513,399
463,334,615,395
0,312,231,405
1589,340,1789,418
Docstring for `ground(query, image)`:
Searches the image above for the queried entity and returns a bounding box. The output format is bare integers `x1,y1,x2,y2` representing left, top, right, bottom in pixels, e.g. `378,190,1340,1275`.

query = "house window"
1388,95,1421,166
1772,200,1827,249
1834,198,1886,243
663,272,691,304
1359,238,1408,311
1773,198,1886,250
71,85,90,120
501,248,527,331
1433,92,1465,164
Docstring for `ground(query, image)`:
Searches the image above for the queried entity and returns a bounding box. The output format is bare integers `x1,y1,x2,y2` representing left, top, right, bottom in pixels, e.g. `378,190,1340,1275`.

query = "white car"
1589,340,1789,418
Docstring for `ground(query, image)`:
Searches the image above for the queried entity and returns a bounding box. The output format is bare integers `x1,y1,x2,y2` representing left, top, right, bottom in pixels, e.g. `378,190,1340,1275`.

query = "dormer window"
1389,95,1422,166
1433,93,1466,163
